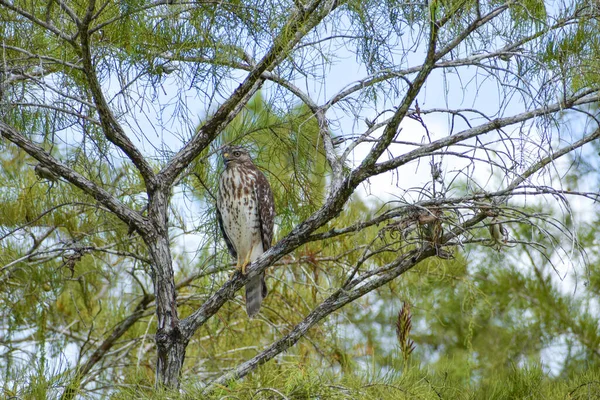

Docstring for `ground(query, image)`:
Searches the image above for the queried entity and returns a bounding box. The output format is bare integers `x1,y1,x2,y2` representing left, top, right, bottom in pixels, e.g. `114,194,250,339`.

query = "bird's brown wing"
216,208,237,259
245,167,274,317
254,169,275,252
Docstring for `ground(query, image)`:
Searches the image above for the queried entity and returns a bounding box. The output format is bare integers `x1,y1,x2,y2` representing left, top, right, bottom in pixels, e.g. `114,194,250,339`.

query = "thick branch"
348,8,439,174
0,121,149,234
78,6,156,187
204,247,430,390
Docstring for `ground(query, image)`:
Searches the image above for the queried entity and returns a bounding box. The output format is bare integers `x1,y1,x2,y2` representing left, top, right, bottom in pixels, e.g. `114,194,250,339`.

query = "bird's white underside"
218,166,265,265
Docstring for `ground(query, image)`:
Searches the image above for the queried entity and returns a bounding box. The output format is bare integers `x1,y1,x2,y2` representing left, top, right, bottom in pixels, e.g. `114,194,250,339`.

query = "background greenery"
1,0,600,398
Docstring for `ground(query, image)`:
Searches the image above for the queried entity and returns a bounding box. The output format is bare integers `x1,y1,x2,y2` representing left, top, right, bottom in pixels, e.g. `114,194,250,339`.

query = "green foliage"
538,6,600,91
107,362,600,399
2,0,600,398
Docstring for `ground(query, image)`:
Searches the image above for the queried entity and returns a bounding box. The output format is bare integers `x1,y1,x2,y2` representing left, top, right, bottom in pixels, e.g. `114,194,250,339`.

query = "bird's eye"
233,151,241,157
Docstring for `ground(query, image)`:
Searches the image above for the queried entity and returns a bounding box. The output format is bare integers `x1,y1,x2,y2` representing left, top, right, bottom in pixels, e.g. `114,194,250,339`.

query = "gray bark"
145,190,188,387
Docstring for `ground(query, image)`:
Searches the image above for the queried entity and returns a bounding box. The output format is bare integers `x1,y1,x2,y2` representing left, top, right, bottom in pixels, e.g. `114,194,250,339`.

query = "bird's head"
221,145,253,166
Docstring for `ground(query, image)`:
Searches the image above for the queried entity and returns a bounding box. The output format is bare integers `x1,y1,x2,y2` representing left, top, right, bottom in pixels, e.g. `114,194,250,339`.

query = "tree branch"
77,2,156,187
0,121,149,234
0,0,76,45
371,92,600,176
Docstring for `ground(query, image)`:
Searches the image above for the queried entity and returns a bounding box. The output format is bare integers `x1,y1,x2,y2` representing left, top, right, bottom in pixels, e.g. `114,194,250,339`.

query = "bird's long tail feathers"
246,272,267,318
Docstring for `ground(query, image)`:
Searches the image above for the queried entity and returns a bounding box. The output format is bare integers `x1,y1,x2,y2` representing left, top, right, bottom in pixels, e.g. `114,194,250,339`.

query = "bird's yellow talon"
241,254,251,275
231,260,243,278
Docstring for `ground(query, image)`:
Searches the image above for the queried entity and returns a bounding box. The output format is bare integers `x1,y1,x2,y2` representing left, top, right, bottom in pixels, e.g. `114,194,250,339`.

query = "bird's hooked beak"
222,151,230,166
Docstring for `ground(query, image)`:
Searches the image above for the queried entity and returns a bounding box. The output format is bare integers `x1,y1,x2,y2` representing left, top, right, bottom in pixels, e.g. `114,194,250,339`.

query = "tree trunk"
145,190,188,388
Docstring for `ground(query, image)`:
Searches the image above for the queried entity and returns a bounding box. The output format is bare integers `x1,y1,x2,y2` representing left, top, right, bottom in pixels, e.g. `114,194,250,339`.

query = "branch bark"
0,121,148,233
78,0,156,187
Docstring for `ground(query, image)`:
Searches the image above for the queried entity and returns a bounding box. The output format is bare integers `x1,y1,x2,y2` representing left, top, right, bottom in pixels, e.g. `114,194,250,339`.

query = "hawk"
216,146,275,318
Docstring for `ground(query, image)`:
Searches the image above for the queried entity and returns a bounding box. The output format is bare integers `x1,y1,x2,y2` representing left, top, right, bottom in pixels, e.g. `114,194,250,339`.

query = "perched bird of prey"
216,146,275,318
